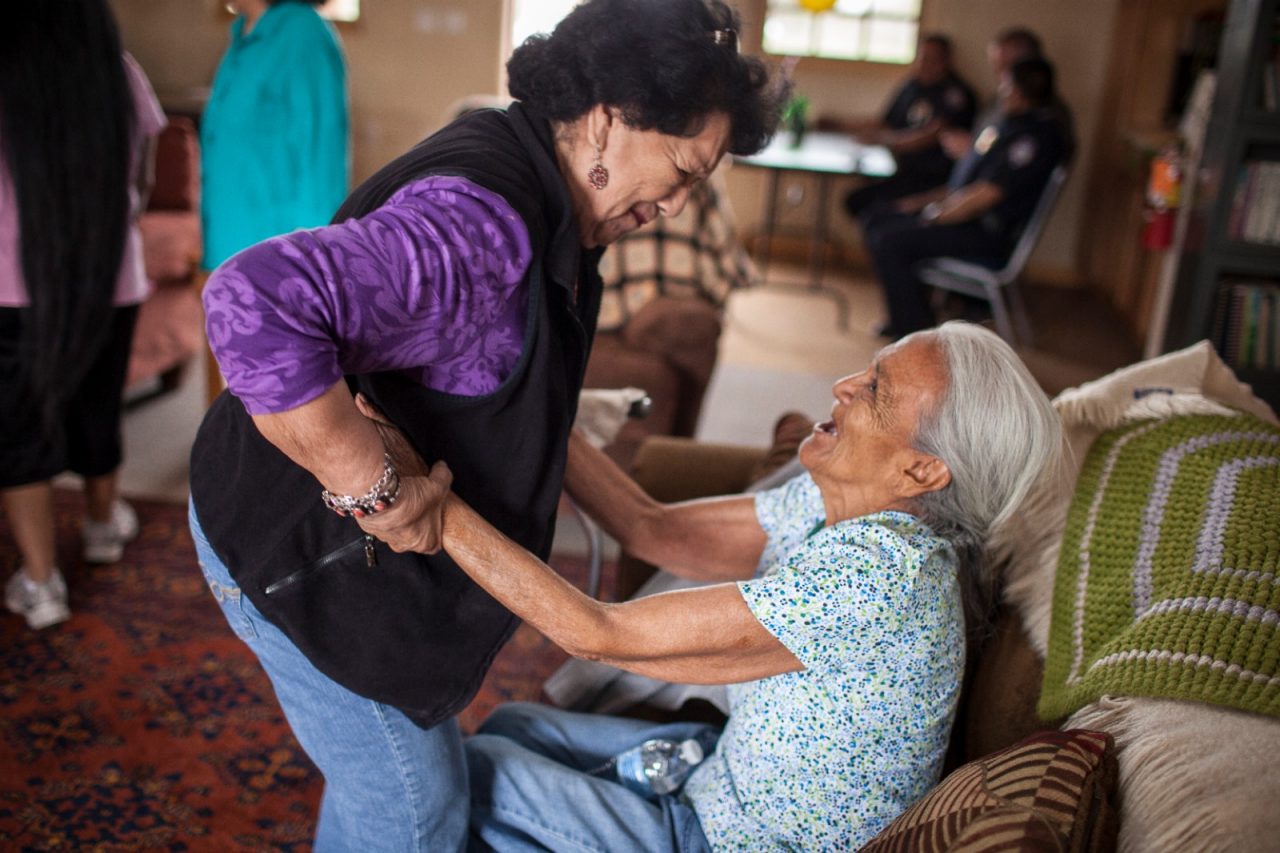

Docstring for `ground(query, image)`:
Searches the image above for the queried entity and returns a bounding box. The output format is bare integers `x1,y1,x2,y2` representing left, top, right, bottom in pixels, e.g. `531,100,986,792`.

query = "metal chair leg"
566,496,603,600
985,279,1016,343
1008,280,1034,346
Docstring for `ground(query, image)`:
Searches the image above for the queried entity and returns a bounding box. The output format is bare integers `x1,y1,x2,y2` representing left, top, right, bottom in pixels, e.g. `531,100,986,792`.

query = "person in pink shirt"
1,0,166,630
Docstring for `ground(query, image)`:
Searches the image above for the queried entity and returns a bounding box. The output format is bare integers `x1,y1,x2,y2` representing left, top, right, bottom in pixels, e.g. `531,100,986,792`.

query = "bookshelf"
1163,0,1280,409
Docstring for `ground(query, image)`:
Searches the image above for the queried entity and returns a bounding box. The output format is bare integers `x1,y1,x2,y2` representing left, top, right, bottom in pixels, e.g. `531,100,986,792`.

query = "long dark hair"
0,0,136,428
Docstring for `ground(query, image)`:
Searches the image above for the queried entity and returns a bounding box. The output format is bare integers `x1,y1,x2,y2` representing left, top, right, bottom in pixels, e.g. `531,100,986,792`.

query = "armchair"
585,172,758,467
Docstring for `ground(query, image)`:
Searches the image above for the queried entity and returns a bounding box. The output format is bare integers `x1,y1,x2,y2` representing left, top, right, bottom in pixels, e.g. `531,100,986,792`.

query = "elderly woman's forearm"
564,429,662,552
442,495,615,657
565,431,766,581
441,495,801,682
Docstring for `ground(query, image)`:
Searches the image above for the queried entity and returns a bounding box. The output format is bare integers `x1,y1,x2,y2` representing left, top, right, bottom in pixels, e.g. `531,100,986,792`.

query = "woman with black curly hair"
188,0,784,848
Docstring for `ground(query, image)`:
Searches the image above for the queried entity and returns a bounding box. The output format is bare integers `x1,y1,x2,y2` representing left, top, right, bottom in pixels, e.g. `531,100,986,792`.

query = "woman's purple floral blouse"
202,175,534,415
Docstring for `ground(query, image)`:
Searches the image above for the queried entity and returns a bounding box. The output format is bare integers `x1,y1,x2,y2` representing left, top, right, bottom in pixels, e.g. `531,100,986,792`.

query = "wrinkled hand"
353,393,453,554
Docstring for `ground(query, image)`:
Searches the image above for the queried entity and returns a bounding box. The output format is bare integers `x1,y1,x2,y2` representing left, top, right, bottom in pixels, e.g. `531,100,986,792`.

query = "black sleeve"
938,80,977,130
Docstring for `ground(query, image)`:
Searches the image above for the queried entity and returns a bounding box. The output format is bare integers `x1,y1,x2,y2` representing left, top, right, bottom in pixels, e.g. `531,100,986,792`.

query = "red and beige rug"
0,493,584,850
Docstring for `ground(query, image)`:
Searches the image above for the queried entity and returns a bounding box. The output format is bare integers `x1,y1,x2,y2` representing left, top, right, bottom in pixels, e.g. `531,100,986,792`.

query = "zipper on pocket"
264,537,368,596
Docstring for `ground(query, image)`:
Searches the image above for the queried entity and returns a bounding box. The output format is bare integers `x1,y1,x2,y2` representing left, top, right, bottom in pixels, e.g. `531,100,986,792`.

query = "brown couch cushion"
583,296,723,468
955,606,1056,767
861,729,1118,853
618,296,722,388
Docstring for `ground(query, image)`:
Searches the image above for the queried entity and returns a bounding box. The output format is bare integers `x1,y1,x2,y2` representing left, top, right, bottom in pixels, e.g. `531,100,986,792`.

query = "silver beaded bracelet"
321,453,401,518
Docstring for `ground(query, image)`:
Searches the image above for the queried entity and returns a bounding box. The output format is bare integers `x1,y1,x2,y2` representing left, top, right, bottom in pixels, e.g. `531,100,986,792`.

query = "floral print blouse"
683,472,963,851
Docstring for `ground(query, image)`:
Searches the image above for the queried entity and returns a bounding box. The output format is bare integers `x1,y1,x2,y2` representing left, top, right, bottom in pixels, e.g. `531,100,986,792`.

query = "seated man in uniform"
833,33,977,217
861,57,1067,339
940,27,1076,167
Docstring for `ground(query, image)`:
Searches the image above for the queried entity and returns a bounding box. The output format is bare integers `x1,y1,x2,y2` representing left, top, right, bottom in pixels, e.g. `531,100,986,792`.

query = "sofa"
125,115,204,403
567,342,1280,851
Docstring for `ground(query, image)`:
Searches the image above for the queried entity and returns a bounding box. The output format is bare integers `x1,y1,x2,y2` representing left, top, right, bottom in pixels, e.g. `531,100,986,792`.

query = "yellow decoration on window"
798,0,837,11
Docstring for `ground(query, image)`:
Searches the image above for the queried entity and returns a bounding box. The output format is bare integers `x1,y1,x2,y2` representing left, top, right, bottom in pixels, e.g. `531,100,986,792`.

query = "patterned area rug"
0,492,587,850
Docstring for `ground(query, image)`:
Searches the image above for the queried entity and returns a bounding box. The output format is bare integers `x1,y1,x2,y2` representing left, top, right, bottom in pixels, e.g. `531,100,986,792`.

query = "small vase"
788,118,807,149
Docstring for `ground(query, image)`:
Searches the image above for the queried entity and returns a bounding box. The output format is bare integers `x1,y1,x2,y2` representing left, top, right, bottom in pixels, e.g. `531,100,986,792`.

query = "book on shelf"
1226,160,1280,245
1219,278,1280,370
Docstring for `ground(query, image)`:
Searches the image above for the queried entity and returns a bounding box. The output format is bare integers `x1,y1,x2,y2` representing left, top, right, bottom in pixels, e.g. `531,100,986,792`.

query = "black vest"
190,103,602,728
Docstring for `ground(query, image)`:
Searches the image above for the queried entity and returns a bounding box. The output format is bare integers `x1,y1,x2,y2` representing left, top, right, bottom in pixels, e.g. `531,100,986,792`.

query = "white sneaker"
5,568,70,630
82,499,140,564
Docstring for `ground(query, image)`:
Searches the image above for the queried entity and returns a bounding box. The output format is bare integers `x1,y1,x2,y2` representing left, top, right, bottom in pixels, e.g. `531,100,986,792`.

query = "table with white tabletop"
736,131,896,329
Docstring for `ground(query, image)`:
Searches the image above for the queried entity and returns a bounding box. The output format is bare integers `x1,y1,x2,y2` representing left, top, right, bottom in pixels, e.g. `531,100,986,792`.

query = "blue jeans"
467,703,716,852
189,503,468,852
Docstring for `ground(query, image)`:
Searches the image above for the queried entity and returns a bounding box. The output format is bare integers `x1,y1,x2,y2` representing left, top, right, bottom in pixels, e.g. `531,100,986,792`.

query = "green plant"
782,94,811,130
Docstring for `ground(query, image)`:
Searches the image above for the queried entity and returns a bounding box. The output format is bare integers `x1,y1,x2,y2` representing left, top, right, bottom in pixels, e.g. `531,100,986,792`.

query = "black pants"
0,304,140,488
862,208,1008,336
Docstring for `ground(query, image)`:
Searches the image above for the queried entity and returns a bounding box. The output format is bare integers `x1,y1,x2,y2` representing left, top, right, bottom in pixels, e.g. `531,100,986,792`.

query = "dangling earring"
587,145,609,190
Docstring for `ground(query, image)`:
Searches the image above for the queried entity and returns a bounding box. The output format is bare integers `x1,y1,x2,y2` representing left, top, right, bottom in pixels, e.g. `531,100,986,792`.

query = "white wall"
110,0,508,183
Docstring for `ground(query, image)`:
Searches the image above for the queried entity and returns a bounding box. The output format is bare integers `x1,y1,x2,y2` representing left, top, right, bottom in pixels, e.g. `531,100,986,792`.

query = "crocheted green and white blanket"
1040,412,1280,720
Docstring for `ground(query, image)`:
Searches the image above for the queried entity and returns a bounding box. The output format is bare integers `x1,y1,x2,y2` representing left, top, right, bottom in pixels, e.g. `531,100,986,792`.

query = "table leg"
759,168,781,275
810,176,849,331
809,175,828,290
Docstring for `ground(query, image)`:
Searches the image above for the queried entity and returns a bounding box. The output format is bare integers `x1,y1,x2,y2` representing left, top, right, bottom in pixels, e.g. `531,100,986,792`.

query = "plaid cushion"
860,729,1118,852
597,173,759,332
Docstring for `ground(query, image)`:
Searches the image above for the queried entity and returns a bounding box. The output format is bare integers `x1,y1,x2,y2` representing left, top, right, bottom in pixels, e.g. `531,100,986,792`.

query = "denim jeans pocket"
190,503,259,641
200,561,259,641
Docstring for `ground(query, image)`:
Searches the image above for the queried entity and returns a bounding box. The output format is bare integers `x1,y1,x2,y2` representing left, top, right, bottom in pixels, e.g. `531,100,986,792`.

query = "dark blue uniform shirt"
882,72,978,132
948,107,1067,238
882,72,977,177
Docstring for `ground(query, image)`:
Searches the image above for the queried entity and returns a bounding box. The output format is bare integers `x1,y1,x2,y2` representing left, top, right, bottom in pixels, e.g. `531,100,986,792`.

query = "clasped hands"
350,393,453,555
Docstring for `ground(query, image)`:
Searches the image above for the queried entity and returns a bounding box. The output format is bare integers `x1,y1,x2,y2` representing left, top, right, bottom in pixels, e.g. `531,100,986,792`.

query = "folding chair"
916,164,1069,345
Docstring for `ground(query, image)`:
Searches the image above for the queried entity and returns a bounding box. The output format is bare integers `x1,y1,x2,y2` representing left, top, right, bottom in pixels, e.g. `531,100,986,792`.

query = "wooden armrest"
629,436,766,503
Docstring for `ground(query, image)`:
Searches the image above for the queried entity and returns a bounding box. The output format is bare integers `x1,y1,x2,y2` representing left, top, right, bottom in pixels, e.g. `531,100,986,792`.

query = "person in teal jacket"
201,0,349,271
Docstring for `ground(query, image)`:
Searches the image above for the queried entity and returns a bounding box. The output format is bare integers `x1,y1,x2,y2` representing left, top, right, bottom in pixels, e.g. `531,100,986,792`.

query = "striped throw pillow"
861,729,1118,852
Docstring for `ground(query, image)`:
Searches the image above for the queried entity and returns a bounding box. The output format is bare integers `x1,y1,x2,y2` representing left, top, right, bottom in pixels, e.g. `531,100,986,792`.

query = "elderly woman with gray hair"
373,321,1060,851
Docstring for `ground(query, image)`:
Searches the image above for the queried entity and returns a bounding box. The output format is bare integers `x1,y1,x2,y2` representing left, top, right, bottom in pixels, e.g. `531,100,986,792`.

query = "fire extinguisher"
1142,145,1183,250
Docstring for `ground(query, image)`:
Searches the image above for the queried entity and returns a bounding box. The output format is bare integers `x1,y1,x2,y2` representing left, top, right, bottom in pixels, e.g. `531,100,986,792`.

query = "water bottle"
604,738,706,799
